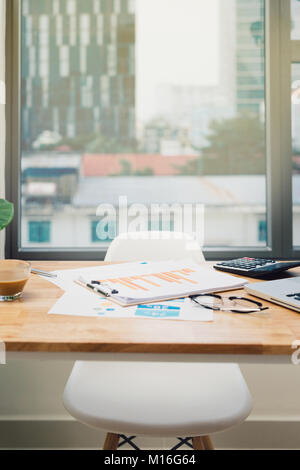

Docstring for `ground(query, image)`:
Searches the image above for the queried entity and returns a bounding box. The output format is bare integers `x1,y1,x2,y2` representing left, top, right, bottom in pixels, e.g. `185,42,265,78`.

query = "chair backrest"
104,231,205,263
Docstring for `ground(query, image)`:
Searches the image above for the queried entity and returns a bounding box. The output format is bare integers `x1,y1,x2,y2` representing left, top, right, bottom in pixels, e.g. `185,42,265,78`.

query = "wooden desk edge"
2,341,293,355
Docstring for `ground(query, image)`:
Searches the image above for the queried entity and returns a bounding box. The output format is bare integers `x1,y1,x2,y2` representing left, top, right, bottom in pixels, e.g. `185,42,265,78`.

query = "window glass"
291,63,300,247
20,0,266,249
258,219,267,243
91,220,116,242
291,0,300,40
28,221,51,243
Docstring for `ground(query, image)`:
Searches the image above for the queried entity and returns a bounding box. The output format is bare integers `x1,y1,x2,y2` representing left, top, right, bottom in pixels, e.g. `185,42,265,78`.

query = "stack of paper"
48,259,246,306
48,287,214,322
46,259,246,322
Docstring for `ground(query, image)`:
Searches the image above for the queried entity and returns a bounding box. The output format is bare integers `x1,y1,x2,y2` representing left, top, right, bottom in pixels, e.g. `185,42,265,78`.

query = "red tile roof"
82,154,196,177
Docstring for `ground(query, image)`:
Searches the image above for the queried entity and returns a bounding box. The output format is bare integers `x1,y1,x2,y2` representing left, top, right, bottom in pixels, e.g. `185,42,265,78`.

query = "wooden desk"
1,261,300,363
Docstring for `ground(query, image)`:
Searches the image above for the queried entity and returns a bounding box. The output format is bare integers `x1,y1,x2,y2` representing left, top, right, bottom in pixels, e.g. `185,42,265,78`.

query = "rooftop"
22,152,82,170
73,175,270,207
82,154,196,177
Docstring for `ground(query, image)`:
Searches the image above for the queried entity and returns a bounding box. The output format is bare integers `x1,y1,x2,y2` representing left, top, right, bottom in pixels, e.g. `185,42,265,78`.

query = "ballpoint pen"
31,269,57,278
75,276,119,297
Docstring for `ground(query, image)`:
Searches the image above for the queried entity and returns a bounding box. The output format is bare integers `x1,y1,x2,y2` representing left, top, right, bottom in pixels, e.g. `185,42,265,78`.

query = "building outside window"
258,219,267,243
28,221,51,243
6,0,300,258
91,220,116,243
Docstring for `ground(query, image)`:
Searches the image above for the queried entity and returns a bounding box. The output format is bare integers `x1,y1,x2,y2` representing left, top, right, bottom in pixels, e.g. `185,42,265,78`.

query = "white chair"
63,232,252,450
105,231,205,264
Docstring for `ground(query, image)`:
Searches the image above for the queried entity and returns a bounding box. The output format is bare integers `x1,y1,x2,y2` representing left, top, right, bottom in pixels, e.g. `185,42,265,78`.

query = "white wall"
205,208,266,246
21,207,270,248
0,360,299,449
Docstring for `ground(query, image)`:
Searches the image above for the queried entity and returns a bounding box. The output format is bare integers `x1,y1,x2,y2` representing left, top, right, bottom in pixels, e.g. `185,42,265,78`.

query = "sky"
136,0,220,122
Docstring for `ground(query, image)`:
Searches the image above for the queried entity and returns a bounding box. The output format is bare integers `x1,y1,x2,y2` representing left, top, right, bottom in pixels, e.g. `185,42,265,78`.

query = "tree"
45,132,139,154
202,113,265,174
110,159,154,176
177,114,266,175
86,135,139,154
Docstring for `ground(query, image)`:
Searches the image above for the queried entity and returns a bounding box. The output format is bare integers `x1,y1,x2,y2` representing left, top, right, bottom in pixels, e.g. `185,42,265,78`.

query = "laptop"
245,277,300,313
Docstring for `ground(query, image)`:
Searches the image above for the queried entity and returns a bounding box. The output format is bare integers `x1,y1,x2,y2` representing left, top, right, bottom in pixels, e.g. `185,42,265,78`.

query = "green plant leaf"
0,199,14,231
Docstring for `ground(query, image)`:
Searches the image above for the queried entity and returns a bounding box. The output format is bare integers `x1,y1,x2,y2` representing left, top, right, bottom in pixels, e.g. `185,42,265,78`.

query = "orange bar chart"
95,266,199,291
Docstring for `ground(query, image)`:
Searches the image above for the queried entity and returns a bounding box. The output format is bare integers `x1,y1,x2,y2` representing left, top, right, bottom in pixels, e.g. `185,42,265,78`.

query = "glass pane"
20,0,266,249
291,63,300,246
291,0,300,39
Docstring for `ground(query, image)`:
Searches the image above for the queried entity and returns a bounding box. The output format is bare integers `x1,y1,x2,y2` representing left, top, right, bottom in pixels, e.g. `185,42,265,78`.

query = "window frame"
5,0,299,261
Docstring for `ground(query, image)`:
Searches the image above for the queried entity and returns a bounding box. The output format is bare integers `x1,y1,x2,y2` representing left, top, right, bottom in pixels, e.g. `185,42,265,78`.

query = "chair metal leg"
102,433,213,451
192,436,206,450
103,432,120,450
201,435,214,450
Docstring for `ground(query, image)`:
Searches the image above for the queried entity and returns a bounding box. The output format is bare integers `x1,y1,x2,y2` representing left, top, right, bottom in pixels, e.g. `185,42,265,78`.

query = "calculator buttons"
214,258,300,278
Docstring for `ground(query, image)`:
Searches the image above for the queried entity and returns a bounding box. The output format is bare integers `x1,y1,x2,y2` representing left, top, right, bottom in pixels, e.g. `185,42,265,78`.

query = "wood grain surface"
0,261,299,355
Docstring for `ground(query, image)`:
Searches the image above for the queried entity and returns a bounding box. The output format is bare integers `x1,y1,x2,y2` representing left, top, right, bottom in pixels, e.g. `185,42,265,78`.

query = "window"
291,0,300,248
28,221,51,243
291,64,300,247
258,220,267,243
291,0,300,39
91,220,116,243
6,0,299,259
148,217,175,232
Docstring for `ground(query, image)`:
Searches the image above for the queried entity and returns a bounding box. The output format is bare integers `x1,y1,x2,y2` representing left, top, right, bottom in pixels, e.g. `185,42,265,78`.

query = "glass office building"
19,0,272,250
236,0,265,114
21,0,135,150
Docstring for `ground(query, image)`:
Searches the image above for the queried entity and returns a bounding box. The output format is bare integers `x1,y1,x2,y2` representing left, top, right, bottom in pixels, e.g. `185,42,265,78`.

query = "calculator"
214,258,300,278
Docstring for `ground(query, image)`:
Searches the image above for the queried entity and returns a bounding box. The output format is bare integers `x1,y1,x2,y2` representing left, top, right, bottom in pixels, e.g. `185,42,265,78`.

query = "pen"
31,269,57,278
75,276,118,297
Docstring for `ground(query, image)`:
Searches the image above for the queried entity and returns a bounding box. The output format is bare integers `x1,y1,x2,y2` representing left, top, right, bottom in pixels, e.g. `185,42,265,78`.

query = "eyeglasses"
190,293,269,314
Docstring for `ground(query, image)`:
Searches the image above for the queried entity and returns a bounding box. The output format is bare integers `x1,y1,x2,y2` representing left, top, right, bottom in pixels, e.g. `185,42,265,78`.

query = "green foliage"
119,159,132,175
135,167,154,176
38,132,140,154
0,199,14,231
175,159,203,175
110,159,154,176
176,114,266,175
86,136,138,154
61,133,96,152
58,133,139,154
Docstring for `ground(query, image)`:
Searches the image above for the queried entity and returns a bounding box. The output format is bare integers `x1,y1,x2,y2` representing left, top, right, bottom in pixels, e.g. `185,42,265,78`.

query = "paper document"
48,286,213,322
47,259,246,307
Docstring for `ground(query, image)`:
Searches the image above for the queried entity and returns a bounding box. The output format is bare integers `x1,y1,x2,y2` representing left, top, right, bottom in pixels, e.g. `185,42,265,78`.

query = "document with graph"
49,259,247,307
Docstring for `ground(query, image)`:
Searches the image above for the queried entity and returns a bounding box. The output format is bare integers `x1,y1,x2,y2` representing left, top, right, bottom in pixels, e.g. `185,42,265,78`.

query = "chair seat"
63,361,252,437
104,231,205,263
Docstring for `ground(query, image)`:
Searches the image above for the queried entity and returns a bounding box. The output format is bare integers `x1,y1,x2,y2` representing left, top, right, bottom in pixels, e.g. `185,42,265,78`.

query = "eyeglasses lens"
230,298,261,312
195,296,261,312
195,296,223,309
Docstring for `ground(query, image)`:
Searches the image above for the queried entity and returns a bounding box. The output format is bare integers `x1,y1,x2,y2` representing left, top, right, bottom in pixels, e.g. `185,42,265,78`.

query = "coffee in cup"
0,260,31,301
